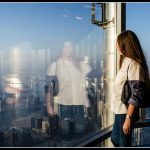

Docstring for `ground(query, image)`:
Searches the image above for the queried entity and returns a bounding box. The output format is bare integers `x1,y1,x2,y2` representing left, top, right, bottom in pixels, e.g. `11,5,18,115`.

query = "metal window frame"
74,125,113,147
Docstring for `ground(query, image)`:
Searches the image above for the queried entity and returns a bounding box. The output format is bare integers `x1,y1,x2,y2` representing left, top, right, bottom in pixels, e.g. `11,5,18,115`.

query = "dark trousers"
111,113,139,147
58,104,85,120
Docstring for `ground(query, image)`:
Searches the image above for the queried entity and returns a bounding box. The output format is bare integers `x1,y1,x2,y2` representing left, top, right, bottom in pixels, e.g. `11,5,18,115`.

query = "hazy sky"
0,2,99,51
0,2,150,57
126,3,150,59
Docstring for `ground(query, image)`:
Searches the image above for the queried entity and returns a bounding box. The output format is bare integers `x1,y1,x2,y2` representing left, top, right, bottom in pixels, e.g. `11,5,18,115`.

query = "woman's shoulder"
121,57,139,73
123,57,139,68
124,57,133,64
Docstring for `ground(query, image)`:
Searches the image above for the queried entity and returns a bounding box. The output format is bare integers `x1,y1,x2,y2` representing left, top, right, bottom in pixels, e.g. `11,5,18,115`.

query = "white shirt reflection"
46,42,92,107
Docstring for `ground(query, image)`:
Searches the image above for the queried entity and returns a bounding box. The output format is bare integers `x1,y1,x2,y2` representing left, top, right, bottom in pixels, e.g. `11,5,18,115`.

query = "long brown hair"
117,30,150,90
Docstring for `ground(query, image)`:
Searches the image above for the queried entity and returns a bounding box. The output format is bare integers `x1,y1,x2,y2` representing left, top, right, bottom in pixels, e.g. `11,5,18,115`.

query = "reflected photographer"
45,41,96,136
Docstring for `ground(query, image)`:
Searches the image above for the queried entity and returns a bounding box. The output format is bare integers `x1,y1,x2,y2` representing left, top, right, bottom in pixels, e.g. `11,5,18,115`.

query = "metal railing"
74,119,150,147
74,125,113,147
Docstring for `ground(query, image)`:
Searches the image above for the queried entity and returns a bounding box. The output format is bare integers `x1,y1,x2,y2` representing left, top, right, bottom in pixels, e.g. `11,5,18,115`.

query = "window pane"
127,3,150,146
0,3,108,147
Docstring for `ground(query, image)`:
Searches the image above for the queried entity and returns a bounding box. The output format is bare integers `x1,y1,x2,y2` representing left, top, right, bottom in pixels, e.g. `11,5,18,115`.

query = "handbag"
121,61,133,107
121,60,150,108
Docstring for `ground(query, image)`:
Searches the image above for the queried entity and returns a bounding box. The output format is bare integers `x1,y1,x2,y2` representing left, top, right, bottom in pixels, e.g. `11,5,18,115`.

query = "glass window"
0,2,107,147
127,3,150,146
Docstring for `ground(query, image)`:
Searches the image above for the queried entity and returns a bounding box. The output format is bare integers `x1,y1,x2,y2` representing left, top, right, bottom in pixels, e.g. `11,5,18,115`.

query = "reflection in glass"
0,3,105,147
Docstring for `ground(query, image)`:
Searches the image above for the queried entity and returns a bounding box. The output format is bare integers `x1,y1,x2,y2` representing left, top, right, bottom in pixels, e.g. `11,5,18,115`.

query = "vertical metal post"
104,4,115,141
116,3,126,72
103,2,126,147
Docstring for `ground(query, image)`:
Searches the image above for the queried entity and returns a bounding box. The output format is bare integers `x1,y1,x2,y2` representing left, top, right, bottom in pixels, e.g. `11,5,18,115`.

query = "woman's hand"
123,117,132,135
123,104,136,135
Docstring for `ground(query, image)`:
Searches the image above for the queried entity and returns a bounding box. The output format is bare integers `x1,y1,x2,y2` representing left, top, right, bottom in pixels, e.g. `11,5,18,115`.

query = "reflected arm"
45,77,55,115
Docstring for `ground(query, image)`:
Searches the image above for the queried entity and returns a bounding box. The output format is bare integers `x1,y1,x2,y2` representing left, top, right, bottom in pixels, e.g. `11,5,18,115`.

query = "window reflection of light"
4,76,22,105
5,77,22,90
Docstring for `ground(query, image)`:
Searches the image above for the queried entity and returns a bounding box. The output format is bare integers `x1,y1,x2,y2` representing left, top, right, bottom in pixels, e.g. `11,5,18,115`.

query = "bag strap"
127,60,133,81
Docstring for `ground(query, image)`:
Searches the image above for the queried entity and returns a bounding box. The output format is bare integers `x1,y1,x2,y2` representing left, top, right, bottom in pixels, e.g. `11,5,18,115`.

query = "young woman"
110,30,150,147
